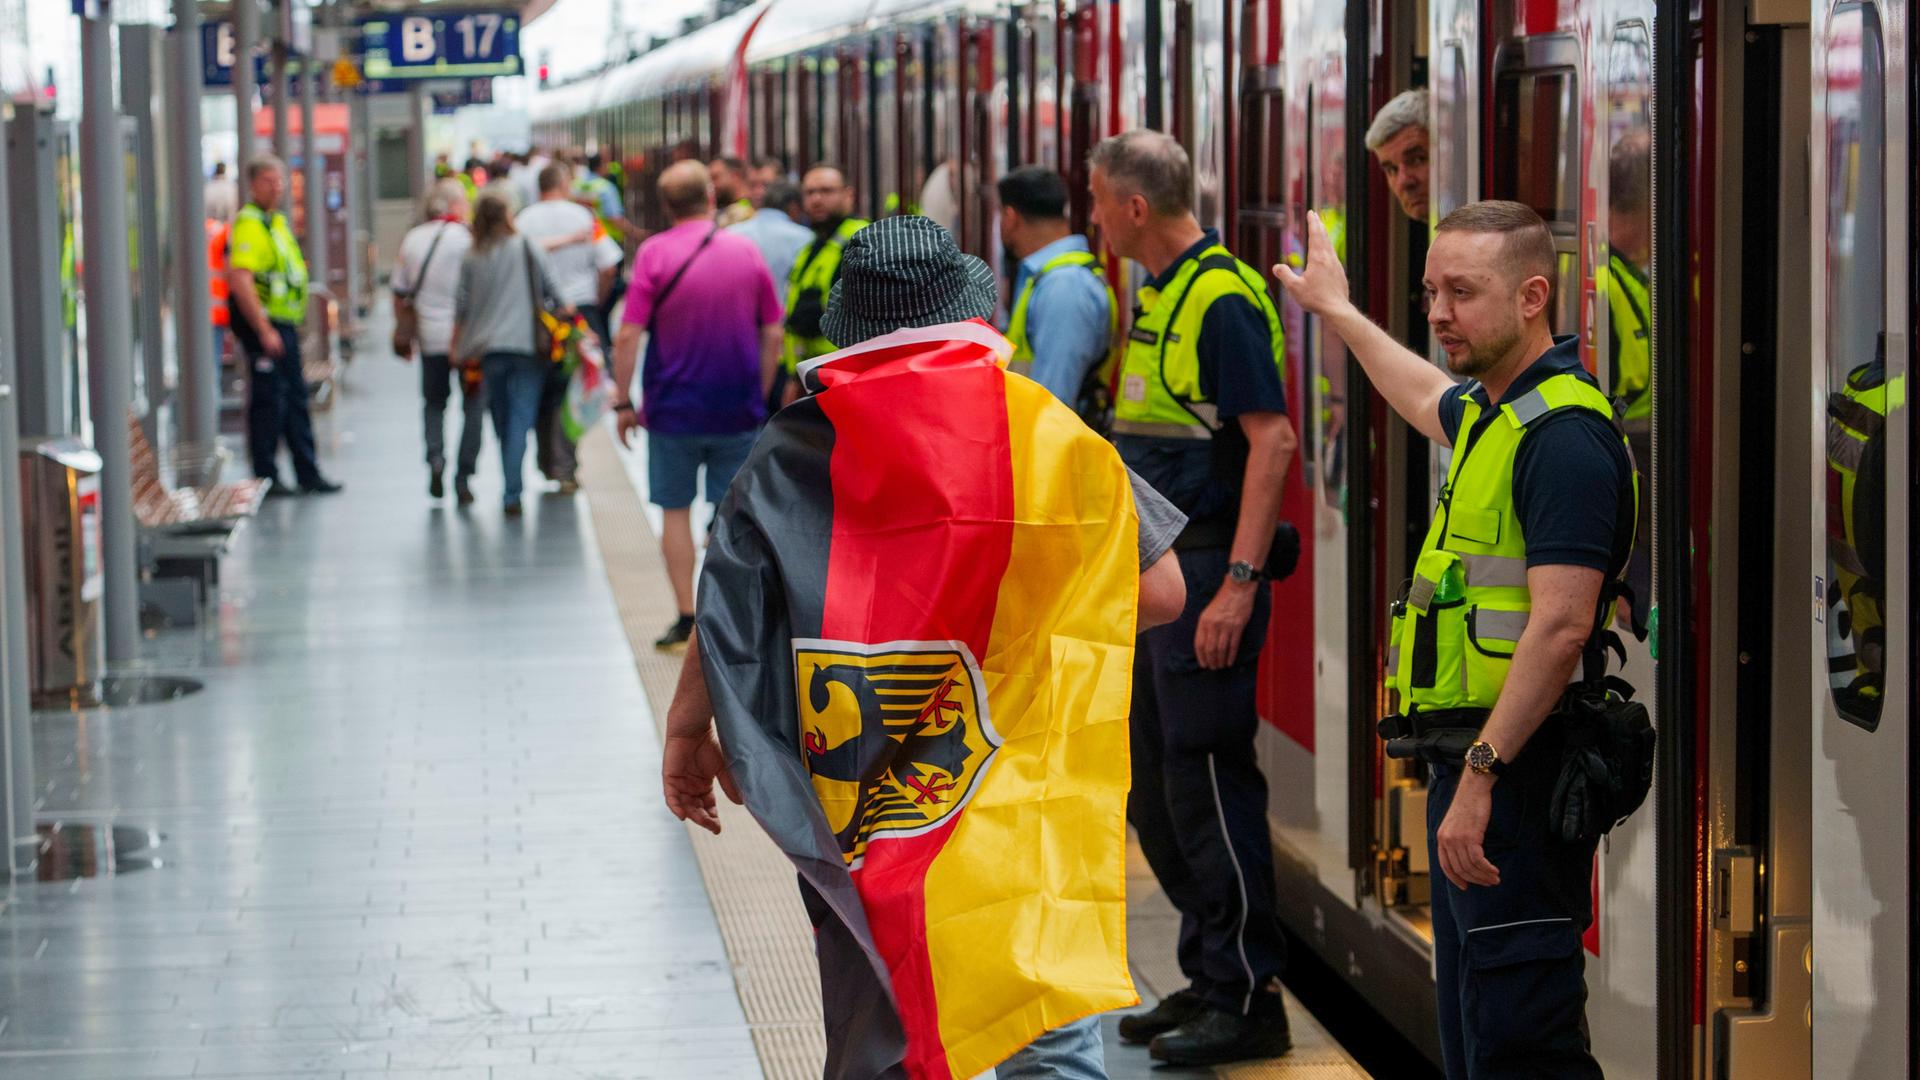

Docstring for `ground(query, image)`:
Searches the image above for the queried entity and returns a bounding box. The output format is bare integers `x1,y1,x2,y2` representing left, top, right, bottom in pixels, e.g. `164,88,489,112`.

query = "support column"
0,60,38,877
233,0,257,166
300,39,324,288
169,0,217,451
118,25,169,445
407,82,427,202
79,4,142,664
269,19,289,164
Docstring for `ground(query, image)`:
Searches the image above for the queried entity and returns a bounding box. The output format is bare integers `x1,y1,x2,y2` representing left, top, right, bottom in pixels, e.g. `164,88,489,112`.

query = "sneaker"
503,501,523,518
1117,988,1208,1044
302,479,345,495
455,477,475,506
1148,993,1292,1066
556,478,580,495
429,471,445,499
654,614,695,653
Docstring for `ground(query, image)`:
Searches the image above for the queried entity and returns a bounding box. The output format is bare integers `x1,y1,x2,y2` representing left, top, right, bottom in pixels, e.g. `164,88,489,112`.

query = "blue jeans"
483,351,546,506
996,1015,1106,1080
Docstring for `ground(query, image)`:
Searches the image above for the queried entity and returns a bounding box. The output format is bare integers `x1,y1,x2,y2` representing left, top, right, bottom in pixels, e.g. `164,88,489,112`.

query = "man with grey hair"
392,179,479,502
1089,129,1299,1065
1365,87,1430,222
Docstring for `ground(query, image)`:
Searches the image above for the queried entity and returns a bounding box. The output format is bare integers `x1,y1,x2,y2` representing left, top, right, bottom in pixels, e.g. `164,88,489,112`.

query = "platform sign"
359,11,522,80
430,79,495,113
201,21,269,88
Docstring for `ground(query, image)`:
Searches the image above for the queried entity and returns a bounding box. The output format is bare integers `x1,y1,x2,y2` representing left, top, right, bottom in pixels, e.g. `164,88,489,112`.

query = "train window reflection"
1495,69,1577,225
1435,43,1470,219
1822,1,1889,730
1607,21,1654,629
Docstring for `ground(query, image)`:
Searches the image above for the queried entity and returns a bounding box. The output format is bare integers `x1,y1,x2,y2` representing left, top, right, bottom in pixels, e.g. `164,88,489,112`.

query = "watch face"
1466,743,1493,771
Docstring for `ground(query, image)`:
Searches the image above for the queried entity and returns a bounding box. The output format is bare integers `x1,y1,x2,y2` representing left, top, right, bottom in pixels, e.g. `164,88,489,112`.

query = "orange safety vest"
207,219,230,327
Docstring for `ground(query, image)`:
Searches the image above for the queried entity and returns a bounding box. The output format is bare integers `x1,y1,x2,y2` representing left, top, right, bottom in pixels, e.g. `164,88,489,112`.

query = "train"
531,2,1913,1077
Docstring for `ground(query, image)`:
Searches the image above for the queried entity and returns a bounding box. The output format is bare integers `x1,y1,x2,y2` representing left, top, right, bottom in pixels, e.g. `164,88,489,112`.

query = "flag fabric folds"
696,320,1141,1079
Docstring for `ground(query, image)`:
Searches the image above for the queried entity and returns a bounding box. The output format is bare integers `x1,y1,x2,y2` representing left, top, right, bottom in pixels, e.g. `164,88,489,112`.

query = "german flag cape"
696,320,1140,1078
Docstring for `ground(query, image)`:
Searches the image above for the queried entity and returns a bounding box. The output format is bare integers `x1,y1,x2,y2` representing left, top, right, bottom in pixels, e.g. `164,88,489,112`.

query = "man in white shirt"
390,180,481,504
515,162,622,491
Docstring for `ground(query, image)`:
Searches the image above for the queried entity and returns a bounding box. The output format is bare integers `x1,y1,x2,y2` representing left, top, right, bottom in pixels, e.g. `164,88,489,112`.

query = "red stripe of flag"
816,348,1014,1079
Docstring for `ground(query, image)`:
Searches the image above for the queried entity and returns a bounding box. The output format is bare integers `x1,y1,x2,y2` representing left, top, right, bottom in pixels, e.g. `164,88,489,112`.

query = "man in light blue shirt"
998,166,1114,409
728,180,814,298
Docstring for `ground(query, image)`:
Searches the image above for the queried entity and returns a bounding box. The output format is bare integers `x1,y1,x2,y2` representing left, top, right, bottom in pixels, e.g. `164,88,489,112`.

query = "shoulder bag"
392,222,452,358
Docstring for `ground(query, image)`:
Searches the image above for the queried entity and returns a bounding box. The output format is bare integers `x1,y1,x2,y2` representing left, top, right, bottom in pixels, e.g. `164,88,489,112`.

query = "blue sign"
201,22,268,88
359,11,522,80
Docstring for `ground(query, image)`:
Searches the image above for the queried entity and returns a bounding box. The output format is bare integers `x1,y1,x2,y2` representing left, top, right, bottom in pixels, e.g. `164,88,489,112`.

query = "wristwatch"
1465,740,1506,777
1226,560,1260,583
612,400,635,414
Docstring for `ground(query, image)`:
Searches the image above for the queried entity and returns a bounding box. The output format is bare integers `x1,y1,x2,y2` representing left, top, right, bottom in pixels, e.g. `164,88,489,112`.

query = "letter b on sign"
400,17,435,63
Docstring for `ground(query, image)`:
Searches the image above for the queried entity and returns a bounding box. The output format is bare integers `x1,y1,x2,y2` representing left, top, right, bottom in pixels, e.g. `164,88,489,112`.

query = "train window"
1495,69,1576,224
1492,36,1580,332
1822,1,1889,730
1433,43,1471,219
1606,21,1654,629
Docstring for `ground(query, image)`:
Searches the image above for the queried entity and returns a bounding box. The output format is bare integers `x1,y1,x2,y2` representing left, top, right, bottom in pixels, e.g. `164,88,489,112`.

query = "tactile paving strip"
582,428,1368,1080
580,429,827,1080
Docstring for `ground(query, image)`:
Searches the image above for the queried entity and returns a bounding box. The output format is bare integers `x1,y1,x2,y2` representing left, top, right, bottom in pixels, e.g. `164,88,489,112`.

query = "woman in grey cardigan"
452,191,571,514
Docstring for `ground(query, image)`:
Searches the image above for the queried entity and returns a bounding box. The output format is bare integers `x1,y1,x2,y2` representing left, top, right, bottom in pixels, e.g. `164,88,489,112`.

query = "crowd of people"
201,95,1631,1076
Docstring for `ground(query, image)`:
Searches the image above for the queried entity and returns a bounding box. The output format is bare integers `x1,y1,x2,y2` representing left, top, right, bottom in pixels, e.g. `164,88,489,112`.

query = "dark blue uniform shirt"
1437,335,1635,573
1118,230,1289,530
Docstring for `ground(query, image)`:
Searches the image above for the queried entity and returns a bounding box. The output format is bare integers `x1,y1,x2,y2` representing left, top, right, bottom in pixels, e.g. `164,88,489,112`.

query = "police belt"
1378,708,1490,766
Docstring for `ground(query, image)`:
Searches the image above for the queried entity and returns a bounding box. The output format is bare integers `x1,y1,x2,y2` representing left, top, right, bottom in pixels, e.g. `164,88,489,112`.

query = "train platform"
0,313,1369,1080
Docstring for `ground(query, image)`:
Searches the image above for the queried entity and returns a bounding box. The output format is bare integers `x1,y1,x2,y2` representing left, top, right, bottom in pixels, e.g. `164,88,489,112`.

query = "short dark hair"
586,151,605,171
1435,199,1557,287
996,166,1069,220
713,155,749,175
764,181,802,214
1608,131,1651,215
752,156,784,173
537,162,572,195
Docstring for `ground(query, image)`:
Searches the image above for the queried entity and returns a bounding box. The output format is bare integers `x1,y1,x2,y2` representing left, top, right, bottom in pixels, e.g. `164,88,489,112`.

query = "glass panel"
1434,43,1471,219
1496,69,1577,223
1822,1,1888,729
1607,21,1654,629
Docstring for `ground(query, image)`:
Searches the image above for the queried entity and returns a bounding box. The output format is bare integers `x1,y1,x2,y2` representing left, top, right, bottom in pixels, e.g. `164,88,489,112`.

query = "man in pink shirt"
611,160,785,653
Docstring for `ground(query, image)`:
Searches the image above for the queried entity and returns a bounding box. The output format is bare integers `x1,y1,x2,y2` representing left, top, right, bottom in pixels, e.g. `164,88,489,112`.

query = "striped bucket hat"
820,215,998,348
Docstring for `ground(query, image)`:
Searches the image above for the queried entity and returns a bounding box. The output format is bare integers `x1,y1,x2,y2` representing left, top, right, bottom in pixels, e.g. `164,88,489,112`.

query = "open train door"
1810,1,1914,1076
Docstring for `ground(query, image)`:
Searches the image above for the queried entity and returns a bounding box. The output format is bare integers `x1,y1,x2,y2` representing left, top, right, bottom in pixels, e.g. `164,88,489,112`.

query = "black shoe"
1117,988,1207,1045
1149,995,1292,1066
302,479,345,495
503,501,523,518
454,477,475,506
429,471,445,499
263,480,296,499
654,614,695,653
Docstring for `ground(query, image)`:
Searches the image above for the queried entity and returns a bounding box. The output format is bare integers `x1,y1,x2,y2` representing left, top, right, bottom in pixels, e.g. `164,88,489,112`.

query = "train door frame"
1809,1,1914,1076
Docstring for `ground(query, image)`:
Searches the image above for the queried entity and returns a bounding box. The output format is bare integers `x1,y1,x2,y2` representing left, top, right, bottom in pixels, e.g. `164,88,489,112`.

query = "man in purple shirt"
612,161,786,653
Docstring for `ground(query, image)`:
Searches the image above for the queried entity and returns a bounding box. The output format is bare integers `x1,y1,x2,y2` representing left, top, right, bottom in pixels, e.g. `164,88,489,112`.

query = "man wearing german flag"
660,215,1191,1079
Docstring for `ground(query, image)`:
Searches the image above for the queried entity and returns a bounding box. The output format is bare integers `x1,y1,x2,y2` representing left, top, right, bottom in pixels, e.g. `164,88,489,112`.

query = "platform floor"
0,317,1367,1080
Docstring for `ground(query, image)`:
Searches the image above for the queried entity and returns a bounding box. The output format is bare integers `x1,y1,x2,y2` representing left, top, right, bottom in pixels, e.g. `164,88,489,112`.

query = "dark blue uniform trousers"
243,322,324,489
1428,731,1605,1080
1128,547,1287,1014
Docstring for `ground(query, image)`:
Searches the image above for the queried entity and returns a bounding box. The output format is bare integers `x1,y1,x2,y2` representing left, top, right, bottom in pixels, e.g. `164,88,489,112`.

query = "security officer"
777,164,868,407
1605,130,1653,627
1091,130,1299,1066
1826,339,1896,720
227,154,341,496
1276,201,1633,1080
996,165,1115,418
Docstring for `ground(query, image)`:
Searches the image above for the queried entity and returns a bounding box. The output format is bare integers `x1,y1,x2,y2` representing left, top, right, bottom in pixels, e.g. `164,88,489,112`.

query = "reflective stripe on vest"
1006,248,1114,376
782,217,868,373
1114,245,1286,440
1385,372,1637,712
234,204,308,324
1605,255,1652,421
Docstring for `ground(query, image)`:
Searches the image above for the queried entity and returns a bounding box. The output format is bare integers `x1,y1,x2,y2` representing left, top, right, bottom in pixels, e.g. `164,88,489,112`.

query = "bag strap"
397,222,452,301
521,235,546,316
645,226,721,334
